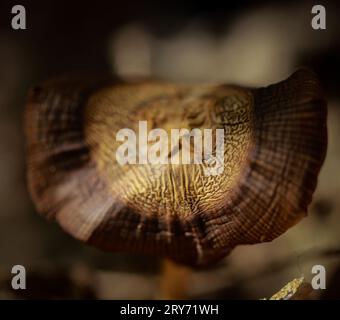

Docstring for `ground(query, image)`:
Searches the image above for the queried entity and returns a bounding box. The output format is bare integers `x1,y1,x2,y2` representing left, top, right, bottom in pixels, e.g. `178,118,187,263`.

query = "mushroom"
25,69,327,298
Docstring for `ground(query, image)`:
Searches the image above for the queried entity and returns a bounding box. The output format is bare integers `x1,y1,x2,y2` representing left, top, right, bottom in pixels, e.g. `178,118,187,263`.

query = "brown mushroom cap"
25,69,327,266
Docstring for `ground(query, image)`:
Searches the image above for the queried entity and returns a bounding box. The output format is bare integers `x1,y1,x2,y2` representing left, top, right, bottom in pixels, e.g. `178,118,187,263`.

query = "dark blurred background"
0,0,339,299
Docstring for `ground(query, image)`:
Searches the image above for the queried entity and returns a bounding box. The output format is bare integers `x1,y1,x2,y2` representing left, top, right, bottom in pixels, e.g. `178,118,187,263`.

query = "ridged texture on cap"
25,70,327,266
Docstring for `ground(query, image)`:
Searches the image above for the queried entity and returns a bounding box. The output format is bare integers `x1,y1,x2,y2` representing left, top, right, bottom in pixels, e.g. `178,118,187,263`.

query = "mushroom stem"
159,259,191,299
